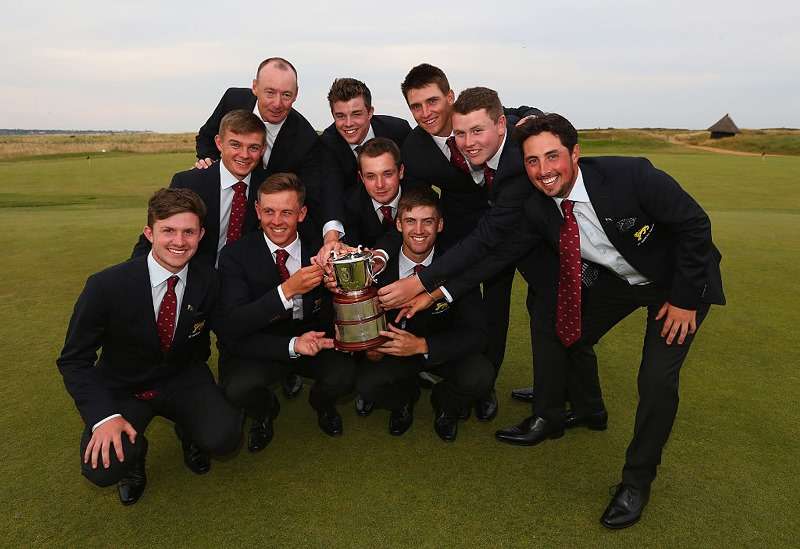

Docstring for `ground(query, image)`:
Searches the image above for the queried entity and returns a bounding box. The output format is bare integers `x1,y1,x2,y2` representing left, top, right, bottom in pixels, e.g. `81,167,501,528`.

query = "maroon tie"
275,249,290,282
413,264,425,275
483,166,495,192
157,275,179,352
445,136,470,175
379,205,394,228
556,200,581,347
226,181,247,243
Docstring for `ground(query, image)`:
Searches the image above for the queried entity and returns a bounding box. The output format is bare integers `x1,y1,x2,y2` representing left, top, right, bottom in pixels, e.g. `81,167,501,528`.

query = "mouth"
409,235,428,243
234,158,253,168
464,148,482,161
538,173,559,189
422,115,439,129
167,247,187,256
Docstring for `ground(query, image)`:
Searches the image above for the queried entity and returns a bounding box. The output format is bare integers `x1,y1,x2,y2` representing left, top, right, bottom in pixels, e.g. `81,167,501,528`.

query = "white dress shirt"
217,162,253,261
554,169,650,285
263,233,303,319
399,247,435,279
252,102,286,169
92,253,189,432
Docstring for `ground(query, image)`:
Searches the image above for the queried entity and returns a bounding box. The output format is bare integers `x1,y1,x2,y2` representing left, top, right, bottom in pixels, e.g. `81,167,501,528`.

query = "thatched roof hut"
708,114,740,139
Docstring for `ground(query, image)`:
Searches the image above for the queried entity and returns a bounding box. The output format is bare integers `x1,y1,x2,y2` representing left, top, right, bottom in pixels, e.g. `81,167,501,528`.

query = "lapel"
361,187,384,237
129,255,165,353
199,164,222,247
268,110,297,173
579,162,619,248
171,262,207,352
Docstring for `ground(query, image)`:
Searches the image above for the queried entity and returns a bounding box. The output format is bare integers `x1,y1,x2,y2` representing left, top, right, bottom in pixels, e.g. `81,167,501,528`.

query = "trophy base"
334,335,387,352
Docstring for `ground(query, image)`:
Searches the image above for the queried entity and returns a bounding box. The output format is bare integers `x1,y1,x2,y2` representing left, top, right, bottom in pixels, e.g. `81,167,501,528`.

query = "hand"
377,275,425,309
194,157,214,169
515,114,537,127
365,350,385,362
314,236,346,277
393,292,436,323
83,416,137,470
281,264,324,299
294,331,334,356
375,324,428,357
655,302,697,345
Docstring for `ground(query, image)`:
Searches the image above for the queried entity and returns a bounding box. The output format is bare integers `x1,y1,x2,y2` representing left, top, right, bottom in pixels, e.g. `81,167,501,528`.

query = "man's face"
251,64,298,124
359,152,403,205
405,84,455,137
331,96,374,145
522,132,580,198
255,190,307,247
452,108,506,166
143,212,204,274
215,130,265,179
397,205,442,258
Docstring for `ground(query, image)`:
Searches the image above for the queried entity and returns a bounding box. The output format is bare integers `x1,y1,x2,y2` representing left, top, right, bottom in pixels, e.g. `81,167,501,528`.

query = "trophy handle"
366,252,386,283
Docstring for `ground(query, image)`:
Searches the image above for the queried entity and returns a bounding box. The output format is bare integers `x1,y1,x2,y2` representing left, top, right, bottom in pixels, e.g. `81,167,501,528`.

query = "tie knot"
275,249,289,265
167,275,179,291
413,264,425,275
561,199,575,216
379,205,394,224
233,181,247,194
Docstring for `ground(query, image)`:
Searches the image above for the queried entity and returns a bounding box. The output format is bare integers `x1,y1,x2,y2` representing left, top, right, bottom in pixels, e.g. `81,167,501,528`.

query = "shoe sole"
495,430,565,446
600,515,641,530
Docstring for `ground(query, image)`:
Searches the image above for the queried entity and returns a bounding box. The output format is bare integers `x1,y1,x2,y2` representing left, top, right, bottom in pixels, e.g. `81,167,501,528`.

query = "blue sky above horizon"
1,0,797,132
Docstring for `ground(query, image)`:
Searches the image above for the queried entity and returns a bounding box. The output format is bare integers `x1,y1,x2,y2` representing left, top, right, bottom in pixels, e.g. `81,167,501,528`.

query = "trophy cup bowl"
330,248,387,352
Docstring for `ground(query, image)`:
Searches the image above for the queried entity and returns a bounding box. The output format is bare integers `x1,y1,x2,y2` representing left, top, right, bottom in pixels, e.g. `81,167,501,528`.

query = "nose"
421,103,431,119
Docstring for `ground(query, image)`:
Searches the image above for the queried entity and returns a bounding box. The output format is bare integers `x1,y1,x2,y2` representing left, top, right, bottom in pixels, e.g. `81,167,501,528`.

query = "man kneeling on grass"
355,186,494,441
57,188,242,506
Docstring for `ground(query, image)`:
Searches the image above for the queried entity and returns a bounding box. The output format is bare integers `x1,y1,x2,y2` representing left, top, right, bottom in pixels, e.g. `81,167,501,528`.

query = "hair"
452,87,503,122
327,77,372,109
512,112,579,153
255,57,298,81
400,63,450,100
357,137,401,168
219,109,266,140
147,187,207,227
256,172,306,206
397,185,442,217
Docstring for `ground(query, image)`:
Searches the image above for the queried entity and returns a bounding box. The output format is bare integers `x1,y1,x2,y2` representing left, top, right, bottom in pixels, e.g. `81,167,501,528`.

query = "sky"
1,0,798,132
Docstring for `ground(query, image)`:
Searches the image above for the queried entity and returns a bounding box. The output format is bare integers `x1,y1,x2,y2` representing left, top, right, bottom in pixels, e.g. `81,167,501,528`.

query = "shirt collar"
350,124,376,154
253,102,288,136
147,251,188,288
219,161,252,190
262,232,301,258
553,168,589,210
399,246,436,277
370,188,402,212
485,133,506,171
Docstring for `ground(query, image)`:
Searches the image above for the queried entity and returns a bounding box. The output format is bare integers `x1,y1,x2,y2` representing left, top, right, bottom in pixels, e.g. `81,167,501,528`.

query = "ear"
367,105,375,119
251,79,258,95
143,225,154,244
398,163,405,180
395,215,402,233
446,89,455,105
298,205,308,223
497,114,507,133
572,143,581,164
215,134,223,154
436,217,444,234
198,227,206,241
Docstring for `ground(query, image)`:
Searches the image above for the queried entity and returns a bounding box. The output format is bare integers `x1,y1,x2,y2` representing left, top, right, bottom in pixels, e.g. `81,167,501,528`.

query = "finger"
677,321,689,345
113,433,125,463
379,330,395,339
689,317,697,335
91,438,101,469
388,324,407,335
84,437,95,464
101,437,111,469
660,317,673,338
655,302,669,320
666,321,680,346
394,308,409,324
125,424,137,444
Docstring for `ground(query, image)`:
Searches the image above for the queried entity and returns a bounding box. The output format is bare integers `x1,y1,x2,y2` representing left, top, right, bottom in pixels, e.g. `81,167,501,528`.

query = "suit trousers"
356,354,495,414
80,364,242,487
482,264,516,376
222,349,357,420
535,269,710,489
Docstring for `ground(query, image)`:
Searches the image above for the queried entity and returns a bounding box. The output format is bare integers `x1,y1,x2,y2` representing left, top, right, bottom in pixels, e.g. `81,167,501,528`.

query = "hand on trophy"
375,324,428,357
378,275,425,309
281,264,325,299
393,292,437,323
294,331,334,356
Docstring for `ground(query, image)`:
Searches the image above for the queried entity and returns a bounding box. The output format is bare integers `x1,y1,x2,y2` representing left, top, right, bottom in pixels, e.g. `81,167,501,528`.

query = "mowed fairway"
1,143,798,547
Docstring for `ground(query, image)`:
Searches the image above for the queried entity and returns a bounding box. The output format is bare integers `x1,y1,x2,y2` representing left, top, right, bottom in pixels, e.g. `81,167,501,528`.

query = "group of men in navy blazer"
57,55,723,530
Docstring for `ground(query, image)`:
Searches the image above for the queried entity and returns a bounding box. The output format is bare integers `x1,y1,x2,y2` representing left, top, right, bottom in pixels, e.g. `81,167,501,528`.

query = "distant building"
708,114,740,139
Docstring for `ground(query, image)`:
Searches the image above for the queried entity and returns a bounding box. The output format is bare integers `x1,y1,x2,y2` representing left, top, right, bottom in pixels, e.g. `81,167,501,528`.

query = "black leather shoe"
475,390,498,421
248,396,280,452
458,406,471,420
281,373,303,399
510,386,536,403
318,407,343,437
118,437,148,506
433,409,458,442
600,484,650,529
389,404,413,436
564,408,608,431
174,424,210,474
355,395,375,417
494,415,564,446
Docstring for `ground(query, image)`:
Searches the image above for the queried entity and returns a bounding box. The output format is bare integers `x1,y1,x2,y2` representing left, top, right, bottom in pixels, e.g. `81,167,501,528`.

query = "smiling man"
356,186,493,441
317,78,411,252
215,173,358,445
194,57,324,235
58,188,242,506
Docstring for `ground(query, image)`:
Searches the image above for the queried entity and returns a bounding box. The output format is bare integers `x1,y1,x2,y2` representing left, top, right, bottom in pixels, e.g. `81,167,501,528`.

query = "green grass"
1,142,799,547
